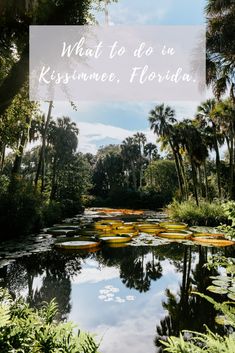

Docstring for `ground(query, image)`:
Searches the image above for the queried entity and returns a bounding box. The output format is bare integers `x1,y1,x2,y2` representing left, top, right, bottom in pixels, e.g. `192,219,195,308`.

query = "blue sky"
67,255,182,353
42,0,207,154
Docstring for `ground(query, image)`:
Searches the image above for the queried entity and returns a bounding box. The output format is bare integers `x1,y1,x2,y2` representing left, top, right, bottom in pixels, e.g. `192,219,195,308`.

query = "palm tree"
34,101,53,192
144,143,158,187
177,120,208,206
206,0,235,103
49,117,79,200
148,104,185,197
196,99,223,198
133,132,147,189
212,99,235,198
121,137,140,191
144,143,158,161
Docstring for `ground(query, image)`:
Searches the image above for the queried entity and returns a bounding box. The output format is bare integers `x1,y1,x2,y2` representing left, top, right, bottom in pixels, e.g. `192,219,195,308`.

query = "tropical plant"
167,199,226,226
0,288,99,353
195,99,224,198
161,253,235,353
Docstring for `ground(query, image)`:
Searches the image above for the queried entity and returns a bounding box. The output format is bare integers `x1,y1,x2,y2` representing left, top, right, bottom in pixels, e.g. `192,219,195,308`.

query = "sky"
41,0,206,154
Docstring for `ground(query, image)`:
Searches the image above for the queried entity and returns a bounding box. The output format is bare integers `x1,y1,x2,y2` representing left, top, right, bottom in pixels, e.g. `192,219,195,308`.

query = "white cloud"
108,1,170,25
72,265,119,284
78,122,156,154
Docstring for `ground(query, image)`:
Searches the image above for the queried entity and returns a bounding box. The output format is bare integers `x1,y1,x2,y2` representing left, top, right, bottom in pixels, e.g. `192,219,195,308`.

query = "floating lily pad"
207,285,228,295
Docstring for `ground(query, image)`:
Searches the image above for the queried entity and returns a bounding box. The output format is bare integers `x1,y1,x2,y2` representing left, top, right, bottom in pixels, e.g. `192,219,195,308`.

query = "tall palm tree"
133,132,147,189
49,116,79,200
177,120,208,206
206,0,235,103
121,137,139,191
212,99,235,198
144,143,158,162
144,143,159,187
34,101,53,192
196,99,223,198
148,104,185,197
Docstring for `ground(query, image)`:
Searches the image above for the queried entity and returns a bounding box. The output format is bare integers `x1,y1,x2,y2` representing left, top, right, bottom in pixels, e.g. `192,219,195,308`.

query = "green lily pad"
228,287,235,293
207,285,228,295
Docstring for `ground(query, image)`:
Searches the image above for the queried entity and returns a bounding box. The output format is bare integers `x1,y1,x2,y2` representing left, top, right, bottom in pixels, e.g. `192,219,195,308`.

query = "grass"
167,200,228,226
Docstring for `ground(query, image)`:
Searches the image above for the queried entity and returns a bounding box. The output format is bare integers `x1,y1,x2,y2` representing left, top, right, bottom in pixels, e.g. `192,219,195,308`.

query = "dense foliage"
167,200,227,226
162,255,235,353
0,288,99,353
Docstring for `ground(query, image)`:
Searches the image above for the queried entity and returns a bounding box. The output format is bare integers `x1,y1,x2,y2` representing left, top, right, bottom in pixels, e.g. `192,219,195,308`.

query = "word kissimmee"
39,66,194,85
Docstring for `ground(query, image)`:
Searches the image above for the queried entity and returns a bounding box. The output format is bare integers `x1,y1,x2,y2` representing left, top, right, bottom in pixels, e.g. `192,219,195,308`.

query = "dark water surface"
0,211,234,353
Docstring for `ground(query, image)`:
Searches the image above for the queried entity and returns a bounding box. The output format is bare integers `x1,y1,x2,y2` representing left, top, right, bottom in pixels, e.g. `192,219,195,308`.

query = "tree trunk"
50,156,57,200
35,101,53,191
0,144,6,172
11,115,31,177
203,161,209,201
169,141,184,198
229,134,234,199
191,160,199,206
149,156,153,188
213,136,222,198
35,146,43,188
198,166,204,198
178,153,188,200
131,161,137,191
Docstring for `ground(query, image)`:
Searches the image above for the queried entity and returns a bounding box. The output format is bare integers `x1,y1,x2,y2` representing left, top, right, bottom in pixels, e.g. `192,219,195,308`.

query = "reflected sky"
1,243,233,353
69,256,181,353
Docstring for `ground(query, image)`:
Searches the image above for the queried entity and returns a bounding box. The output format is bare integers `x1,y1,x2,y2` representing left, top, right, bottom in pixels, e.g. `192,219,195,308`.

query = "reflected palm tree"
155,245,226,352
97,246,163,292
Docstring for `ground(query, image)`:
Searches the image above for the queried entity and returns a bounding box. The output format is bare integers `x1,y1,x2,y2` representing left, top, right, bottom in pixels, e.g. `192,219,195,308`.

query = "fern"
162,329,235,353
40,299,58,324
0,288,99,353
0,305,10,328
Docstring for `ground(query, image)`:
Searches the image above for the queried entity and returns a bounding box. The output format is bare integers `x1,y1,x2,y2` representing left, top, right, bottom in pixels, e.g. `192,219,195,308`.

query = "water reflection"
155,245,228,352
0,243,233,353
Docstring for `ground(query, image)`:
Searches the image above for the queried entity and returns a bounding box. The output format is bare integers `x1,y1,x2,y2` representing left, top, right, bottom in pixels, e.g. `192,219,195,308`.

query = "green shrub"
90,187,170,210
0,288,99,353
42,200,62,227
0,178,43,237
167,200,227,226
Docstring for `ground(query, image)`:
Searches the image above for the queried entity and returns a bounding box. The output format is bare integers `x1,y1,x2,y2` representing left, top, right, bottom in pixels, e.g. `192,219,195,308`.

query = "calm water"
0,211,234,353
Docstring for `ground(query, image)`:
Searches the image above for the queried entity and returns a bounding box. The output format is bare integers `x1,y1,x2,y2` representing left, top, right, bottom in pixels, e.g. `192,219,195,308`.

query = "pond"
0,208,234,353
